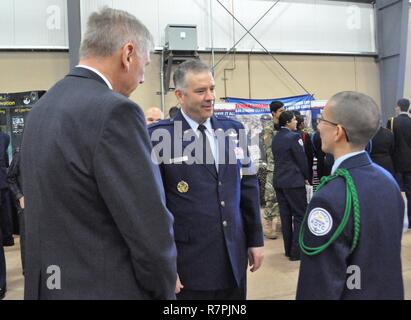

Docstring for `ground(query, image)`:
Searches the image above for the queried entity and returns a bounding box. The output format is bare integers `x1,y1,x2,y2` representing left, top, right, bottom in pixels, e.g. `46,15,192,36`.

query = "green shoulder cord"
299,168,361,256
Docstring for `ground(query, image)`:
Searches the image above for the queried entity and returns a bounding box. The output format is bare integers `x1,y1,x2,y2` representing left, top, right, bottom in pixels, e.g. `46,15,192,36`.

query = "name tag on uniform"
169,156,188,164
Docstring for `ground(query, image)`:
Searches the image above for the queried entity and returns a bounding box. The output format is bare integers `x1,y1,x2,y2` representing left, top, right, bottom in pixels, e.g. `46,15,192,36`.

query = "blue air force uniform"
297,152,404,299
148,110,263,296
272,127,309,259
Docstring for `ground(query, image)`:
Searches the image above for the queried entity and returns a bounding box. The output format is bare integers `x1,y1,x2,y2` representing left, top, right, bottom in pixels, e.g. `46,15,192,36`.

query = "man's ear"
122,42,135,71
175,88,184,104
335,125,346,143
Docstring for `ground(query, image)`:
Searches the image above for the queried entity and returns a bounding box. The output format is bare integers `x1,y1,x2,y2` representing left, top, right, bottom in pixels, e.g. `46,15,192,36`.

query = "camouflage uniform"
262,121,281,238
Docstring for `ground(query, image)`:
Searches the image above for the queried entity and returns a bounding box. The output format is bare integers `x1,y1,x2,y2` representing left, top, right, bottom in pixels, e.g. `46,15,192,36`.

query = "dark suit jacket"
370,127,395,175
148,111,263,291
297,153,404,299
272,128,309,189
0,132,10,189
21,67,177,300
387,114,411,172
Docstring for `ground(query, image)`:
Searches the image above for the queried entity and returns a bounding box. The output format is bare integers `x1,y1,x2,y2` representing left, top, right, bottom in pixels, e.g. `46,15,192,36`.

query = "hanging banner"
214,94,316,163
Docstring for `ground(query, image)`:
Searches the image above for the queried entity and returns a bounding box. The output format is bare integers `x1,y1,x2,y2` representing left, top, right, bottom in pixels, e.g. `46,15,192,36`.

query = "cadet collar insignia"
298,139,304,147
307,208,333,236
177,181,189,193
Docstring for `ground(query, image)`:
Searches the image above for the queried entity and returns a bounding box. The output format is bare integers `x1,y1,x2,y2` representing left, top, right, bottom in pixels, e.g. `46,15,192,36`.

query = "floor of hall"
3,231,411,300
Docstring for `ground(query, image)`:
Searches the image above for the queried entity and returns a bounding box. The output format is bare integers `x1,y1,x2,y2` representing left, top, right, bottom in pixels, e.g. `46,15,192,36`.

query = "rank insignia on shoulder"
177,181,189,193
308,207,333,236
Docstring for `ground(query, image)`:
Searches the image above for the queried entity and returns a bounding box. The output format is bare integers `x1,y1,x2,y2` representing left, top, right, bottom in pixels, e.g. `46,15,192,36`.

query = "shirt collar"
76,65,113,90
331,150,365,174
399,112,410,116
181,108,213,134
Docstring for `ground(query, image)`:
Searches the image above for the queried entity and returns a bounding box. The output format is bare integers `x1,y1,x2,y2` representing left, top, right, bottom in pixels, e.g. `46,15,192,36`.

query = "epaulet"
147,119,173,129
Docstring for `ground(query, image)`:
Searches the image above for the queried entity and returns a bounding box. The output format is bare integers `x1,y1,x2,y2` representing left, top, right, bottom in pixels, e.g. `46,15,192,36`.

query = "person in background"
168,106,180,119
0,130,13,248
296,114,314,184
272,111,309,261
370,126,395,176
7,147,25,274
260,101,285,239
145,106,164,124
387,98,411,227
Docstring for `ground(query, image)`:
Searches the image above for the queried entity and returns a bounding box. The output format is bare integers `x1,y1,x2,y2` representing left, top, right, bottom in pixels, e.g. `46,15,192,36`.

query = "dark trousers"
0,188,13,244
17,208,25,273
275,187,307,258
396,171,411,224
176,279,246,300
0,223,6,289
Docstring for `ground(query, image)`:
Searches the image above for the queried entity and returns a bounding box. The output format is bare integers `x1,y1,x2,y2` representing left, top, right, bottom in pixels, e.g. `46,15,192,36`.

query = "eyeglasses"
317,114,350,142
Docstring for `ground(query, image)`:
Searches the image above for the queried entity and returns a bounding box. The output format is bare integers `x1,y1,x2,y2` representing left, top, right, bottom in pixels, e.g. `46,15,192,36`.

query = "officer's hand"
175,274,184,294
19,196,25,209
248,247,264,272
304,180,310,185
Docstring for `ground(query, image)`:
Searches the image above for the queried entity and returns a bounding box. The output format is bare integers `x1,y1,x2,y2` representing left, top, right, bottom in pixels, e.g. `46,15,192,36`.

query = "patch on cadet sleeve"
298,139,304,147
307,207,333,236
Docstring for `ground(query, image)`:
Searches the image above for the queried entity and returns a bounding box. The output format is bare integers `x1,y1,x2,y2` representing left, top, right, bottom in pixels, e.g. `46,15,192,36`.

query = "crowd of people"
0,7,408,300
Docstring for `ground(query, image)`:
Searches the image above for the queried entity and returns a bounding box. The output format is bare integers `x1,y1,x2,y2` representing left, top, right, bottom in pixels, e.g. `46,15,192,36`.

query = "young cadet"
297,91,404,300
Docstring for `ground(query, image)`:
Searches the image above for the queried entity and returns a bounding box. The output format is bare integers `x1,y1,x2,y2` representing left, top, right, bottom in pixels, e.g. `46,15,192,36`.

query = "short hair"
168,106,180,119
279,111,295,127
270,101,284,113
397,98,410,112
173,60,210,91
296,114,305,128
79,7,154,59
328,91,380,148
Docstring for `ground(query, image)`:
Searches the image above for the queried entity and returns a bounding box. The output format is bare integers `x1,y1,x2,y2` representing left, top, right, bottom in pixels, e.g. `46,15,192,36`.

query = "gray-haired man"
21,7,177,299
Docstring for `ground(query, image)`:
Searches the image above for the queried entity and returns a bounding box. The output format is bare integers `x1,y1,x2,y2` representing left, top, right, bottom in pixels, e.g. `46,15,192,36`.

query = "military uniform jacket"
387,114,411,172
370,127,395,175
297,152,404,300
148,111,263,291
21,67,177,300
272,128,309,189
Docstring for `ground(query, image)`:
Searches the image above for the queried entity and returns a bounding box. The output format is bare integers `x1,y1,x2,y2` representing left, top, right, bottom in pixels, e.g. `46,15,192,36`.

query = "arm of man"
7,151,23,202
291,134,309,181
238,124,264,263
93,101,177,300
296,191,351,300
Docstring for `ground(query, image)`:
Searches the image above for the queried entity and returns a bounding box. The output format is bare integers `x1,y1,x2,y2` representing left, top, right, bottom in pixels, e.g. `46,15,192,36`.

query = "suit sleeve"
296,191,352,300
291,134,309,180
238,123,264,248
7,151,23,200
93,102,177,300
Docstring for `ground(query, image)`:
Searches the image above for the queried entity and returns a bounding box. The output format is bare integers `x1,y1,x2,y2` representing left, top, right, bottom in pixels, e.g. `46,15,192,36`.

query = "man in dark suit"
148,60,264,300
387,98,411,226
21,7,177,300
0,131,10,299
297,92,404,299
370,126,395,176
272,111,309,261
0,131,14,247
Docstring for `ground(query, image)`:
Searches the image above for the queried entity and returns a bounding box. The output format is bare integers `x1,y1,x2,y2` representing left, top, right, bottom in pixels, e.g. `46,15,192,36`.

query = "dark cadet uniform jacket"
297,152,404,299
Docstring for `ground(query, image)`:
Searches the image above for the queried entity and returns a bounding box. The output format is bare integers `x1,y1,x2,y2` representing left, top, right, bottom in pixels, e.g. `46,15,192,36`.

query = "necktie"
197,124,217,173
